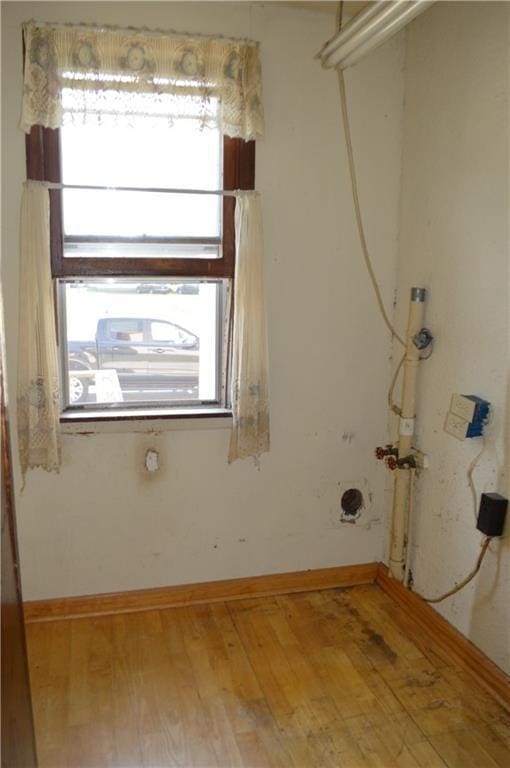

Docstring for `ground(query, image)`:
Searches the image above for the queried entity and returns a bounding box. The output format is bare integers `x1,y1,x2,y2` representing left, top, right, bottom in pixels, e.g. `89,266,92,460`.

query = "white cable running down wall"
318,0,434,70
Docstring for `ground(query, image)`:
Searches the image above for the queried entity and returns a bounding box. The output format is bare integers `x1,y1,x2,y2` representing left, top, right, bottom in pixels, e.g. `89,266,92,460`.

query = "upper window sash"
25,126,255,278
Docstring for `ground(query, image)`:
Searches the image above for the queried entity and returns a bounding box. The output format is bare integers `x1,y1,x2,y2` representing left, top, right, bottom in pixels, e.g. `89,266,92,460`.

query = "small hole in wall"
341,488,363,516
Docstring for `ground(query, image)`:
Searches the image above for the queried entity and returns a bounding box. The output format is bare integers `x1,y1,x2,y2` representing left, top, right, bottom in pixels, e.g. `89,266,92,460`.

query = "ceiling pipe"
319,3,385,60
318,1,434,70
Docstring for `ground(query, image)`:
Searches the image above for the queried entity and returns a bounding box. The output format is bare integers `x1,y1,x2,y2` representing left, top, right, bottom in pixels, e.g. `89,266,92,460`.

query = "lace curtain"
17,182,61,482
229,193,270,463
20,20,264,139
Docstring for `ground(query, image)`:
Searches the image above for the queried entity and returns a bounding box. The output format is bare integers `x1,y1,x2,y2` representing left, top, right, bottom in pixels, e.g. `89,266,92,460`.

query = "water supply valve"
375,444,398,461
385,453,417,471
375,444,426,471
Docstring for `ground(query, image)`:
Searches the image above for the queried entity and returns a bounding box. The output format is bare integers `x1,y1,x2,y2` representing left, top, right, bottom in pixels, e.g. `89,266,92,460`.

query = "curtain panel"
21,20,264,140
17,182,61,483
229,192,270,464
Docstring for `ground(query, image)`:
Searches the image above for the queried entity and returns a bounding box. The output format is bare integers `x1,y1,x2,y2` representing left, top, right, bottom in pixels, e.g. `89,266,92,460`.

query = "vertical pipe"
389,287,426,581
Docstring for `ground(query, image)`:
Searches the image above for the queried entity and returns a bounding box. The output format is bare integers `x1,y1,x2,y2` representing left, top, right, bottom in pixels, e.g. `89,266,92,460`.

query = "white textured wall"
393,1,510,673
2,3,405,599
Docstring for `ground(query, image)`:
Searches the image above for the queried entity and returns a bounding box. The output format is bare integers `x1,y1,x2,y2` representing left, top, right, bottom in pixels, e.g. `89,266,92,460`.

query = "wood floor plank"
26,584,510,767
234,728,274,768
406,740,449,768
430,728,501,768
155,608,222,767
27,619,72,764
438,666,510,727
467,720,510,768
228,599,328,767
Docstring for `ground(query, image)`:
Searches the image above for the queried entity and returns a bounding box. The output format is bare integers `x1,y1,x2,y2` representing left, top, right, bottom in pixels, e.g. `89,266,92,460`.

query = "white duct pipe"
320,2,413,64
389,288,426,581
319,3,388,60
318,1,434,70
341,2,434,68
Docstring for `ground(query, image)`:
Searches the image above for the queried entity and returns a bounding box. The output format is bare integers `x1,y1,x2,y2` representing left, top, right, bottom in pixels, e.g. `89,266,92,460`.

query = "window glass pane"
61,279,226,408
61,100,223,243
63,189,221,239
61,116,222,191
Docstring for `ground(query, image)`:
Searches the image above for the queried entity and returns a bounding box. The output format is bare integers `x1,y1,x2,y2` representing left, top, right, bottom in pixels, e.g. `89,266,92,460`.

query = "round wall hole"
341,488,363,516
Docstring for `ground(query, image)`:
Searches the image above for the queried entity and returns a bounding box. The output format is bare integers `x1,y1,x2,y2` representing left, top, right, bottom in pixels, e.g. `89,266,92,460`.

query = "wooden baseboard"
24,562,378,623
24,560,509,710
376,564,510,712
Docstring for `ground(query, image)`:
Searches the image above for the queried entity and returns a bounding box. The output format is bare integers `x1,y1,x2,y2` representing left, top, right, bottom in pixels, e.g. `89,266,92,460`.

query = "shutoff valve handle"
375,445,398,461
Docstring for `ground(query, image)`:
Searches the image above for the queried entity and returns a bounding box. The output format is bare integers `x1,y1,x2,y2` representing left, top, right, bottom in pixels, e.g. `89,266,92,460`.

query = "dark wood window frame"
25,124,255,421
25,127,255,279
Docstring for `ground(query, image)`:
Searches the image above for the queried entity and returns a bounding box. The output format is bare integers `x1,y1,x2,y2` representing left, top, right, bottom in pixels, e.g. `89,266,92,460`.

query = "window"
26,98,255,415
18,21,267,471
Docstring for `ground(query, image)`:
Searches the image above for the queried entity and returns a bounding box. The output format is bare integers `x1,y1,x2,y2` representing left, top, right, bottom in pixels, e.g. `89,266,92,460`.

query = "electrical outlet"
444,411,468,441
447,394,490,439
450,394,476,422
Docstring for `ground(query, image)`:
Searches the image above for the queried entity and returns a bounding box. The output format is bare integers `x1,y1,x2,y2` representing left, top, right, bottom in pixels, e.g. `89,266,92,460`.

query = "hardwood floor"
26,584,510,767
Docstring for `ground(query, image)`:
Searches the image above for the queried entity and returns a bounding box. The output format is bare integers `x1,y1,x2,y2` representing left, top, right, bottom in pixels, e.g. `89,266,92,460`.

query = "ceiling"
270,2,370,17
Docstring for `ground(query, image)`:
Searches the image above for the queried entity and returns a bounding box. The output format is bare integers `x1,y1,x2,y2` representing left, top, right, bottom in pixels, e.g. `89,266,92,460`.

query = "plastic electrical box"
477,493,507,537
450,394,490,426
444,394,490,441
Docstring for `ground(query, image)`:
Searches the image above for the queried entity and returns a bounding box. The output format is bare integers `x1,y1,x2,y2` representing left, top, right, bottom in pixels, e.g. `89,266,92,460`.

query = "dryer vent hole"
341,488,363,516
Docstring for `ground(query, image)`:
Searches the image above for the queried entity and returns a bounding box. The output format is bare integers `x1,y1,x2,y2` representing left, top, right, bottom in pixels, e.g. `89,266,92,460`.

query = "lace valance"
20,20,264,140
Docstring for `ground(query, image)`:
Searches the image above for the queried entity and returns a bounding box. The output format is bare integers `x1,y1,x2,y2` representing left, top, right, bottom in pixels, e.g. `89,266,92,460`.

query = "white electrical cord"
336,68,406,348
467,438,487,523
419,536,492,604
336,0,406,364
388,351,405,416
406,425,494,599
404,448,494,601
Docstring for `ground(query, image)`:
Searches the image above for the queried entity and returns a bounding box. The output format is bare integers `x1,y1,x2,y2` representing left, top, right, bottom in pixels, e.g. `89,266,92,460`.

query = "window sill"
61,407,232,423
60,407,232,434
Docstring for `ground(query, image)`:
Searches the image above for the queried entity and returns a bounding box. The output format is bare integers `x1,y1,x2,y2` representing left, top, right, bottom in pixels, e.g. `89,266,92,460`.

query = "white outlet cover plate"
444,411,468,441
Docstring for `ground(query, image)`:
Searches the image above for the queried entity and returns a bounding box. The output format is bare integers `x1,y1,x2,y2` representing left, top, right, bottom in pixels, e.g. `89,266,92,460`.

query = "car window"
107,319,144,342
150,321,193,345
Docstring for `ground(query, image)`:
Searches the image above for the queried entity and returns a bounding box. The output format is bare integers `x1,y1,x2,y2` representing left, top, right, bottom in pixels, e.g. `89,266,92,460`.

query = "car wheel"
69,375,88,404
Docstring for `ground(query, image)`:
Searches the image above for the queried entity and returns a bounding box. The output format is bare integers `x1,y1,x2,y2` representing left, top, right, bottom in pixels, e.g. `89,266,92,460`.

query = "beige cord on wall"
335,2,405,348
388,351,405,416
404,442,495,602
467,428,491,522
404,439,494,600
418,536,493,604
336,69,405,348
414,412,495,601
389,342,433,417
